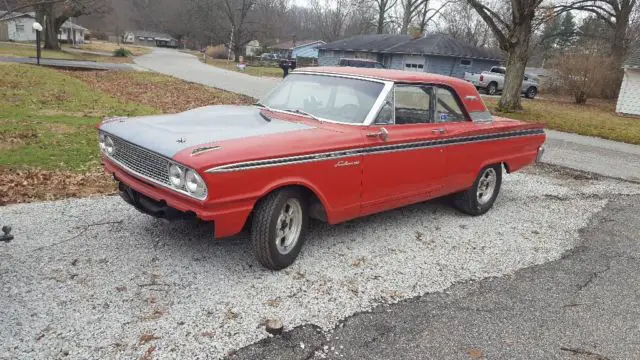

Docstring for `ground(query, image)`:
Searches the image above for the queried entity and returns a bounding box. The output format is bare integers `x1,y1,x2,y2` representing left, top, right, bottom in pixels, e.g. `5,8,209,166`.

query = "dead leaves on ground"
0,167,117,206
62,70,253,114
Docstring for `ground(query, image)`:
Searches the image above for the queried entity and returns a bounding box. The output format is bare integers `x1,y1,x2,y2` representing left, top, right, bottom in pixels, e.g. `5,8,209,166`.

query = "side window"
434,87,466,123
394,85,433,124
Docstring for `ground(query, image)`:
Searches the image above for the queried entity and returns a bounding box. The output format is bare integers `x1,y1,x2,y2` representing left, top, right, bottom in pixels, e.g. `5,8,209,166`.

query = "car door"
360,84,448,216
434,85,495,192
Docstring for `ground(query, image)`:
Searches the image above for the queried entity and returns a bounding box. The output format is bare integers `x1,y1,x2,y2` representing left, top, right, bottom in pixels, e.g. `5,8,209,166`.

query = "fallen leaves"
0,167,116,206
62,70,254,114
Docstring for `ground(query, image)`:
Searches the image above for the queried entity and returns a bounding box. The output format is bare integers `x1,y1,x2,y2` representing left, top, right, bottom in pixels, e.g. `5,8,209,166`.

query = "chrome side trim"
206,128,544,173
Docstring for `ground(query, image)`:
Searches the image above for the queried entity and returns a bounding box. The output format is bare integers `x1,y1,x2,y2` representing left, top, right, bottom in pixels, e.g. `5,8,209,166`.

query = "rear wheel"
251,188,308,270
525,86,538,99
486,82,498,95
453,165,502,216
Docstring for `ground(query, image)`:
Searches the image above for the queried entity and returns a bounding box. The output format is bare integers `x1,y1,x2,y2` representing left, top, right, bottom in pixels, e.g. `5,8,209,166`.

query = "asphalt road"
134,48,640,182
230,191,640,360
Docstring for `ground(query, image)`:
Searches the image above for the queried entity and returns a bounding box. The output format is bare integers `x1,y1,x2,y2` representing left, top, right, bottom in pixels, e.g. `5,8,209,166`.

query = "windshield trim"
259,71,394,126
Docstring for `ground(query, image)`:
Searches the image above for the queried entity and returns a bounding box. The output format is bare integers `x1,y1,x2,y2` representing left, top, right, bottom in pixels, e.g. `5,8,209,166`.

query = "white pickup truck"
464,66,539,99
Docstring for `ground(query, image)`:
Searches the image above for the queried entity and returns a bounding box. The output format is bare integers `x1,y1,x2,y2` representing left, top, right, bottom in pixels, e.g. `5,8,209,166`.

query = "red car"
98,67,546,270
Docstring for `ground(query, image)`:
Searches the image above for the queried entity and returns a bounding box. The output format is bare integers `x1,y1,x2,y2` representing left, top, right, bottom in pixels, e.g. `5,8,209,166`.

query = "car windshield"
260,73,385,124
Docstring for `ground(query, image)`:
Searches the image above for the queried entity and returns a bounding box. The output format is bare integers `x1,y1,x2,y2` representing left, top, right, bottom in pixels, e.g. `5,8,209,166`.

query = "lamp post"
32,22,43,65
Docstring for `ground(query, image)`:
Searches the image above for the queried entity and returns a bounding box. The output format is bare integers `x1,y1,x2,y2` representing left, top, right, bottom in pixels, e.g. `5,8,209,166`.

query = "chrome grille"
108,135,170,185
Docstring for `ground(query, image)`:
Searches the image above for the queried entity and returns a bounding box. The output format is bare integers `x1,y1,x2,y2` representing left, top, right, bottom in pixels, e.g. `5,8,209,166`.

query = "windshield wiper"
283,108,322,122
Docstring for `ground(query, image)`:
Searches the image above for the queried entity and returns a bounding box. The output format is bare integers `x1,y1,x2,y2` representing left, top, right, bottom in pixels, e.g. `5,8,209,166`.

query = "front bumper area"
119,182,195,221
103,157,253,238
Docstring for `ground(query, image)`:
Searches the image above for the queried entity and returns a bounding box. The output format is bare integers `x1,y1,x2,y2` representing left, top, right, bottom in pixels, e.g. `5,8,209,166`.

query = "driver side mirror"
374,100,394,125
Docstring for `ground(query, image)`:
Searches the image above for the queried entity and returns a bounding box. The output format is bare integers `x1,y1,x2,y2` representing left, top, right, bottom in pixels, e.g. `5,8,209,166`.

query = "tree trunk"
574,90,587,104
400,6,412,34
43,3,60,50
611,6,631,68
377,9,385,34
497,23,532,112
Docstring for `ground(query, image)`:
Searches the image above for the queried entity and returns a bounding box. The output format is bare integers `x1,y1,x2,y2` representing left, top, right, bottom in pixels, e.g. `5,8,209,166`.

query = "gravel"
1,166,639,359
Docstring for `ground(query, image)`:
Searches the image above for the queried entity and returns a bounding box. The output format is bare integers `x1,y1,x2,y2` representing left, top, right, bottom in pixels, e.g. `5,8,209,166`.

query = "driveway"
134,48,280,99
0,56,141,71
135,48,640,182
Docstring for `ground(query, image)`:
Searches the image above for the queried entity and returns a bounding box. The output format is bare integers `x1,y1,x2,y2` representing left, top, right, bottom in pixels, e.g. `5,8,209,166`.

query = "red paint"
104,68,545,238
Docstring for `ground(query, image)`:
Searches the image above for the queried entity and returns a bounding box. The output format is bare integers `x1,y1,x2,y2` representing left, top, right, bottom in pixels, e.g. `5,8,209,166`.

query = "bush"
113,48,132,57
549,48,620,104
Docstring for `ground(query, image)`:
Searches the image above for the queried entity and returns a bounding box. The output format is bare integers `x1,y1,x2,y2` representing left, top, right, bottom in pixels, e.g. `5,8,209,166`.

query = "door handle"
366,127,389,142
432,128,446,135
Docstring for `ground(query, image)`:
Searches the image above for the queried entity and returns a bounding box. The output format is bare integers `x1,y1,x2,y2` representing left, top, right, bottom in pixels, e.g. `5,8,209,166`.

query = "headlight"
169,164,185,188
104,135,115,155
185,170,207,199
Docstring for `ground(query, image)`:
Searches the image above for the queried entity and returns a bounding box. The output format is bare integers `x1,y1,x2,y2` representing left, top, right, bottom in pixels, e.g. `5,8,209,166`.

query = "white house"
617,48,640,116
0,11,37,42
245,40,260,56
58,20,87,45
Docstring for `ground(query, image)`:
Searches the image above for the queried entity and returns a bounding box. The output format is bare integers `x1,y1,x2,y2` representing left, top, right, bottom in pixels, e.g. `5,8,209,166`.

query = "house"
123,30,178,48
245,40,260,57
318,34,504,78
616,47,640,116
270,40,326,59
0,11,37,42
58,19,87,44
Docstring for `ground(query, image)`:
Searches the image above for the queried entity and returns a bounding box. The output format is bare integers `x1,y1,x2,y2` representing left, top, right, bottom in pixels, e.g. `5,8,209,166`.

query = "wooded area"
1,0,638,109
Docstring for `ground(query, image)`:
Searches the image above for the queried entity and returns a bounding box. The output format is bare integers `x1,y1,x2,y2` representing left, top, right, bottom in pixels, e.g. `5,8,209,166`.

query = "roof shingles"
625,47,640,68
319,33,504,61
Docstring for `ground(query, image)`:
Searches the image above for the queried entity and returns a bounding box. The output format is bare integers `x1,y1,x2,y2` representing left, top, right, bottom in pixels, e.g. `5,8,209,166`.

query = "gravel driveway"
2,167,639,359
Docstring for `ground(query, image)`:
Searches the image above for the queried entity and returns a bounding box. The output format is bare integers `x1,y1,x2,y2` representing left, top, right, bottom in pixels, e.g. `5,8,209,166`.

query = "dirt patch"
62,70,253,114
0,167,117,206
0,129,39,150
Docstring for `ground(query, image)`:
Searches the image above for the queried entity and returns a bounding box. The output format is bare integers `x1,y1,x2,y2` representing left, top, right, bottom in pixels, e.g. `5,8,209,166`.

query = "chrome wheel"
477,168,497,205
275,198,303,255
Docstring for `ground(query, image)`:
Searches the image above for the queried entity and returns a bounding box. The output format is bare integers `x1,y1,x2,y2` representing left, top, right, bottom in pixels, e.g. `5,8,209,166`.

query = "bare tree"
374,0,398,33
466,0,548,112
557,0,637,66
438,0,496,47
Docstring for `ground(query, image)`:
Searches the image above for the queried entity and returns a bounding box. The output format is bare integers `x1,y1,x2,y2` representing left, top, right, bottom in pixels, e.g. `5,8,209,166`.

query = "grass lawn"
66,40,152,56
0,63,252,205
202,57,283,78
0,42,135,63
484,97,640,145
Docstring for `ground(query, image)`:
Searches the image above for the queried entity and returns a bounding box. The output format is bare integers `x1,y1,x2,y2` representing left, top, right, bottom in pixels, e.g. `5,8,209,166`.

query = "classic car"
98,67,546,270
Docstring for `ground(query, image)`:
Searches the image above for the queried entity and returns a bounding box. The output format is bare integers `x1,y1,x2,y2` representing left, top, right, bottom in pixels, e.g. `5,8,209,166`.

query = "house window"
460,59,473,68
16,24,24,33
404,63,424,71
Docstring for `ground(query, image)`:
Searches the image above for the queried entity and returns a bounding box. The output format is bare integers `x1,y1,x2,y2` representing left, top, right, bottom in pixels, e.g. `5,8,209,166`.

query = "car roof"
296,66,472,87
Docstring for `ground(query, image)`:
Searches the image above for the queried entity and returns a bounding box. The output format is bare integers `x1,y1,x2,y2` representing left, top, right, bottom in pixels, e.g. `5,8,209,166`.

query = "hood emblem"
176,137,187,143
191,145,222,156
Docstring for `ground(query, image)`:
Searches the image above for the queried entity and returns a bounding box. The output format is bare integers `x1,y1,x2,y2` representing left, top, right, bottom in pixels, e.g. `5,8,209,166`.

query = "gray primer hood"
100,105,314,158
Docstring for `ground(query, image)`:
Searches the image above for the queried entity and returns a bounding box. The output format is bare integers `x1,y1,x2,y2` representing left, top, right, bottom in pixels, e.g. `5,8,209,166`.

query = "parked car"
464,66,539,99
260,53,279,61
98,67,546,270
339,58,386,69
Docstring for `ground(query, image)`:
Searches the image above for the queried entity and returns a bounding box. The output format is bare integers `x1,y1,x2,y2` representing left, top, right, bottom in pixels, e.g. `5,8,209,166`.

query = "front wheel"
251,188,308,270
453,165,502,216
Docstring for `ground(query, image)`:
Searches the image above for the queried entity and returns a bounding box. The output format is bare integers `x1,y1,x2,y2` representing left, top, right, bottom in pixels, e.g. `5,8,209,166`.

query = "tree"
399,0,449,35
466,0,548,112
558,0,637,66
373,0,398,34
438,1,497,47
557,12,576,47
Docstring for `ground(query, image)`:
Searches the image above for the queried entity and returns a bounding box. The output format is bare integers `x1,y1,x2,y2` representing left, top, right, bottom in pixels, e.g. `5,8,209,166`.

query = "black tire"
525,86,538,99
453,164,502,216
486,82,498,95
251,188,308,270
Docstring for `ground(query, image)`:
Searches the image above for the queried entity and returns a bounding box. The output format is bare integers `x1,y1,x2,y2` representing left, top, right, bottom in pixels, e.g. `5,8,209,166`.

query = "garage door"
403,55,425,72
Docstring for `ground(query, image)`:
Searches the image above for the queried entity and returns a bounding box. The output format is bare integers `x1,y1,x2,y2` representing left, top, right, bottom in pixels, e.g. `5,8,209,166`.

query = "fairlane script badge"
335,160,360,168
